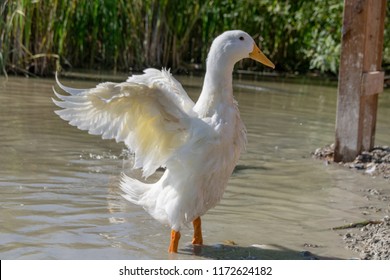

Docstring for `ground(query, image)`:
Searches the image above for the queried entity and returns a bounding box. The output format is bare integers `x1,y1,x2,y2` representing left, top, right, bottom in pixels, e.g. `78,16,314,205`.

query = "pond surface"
0,74,389,260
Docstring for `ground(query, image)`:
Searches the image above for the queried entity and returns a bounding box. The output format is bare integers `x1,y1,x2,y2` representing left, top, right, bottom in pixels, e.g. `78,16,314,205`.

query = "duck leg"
168,229,181,253
192,217,203,245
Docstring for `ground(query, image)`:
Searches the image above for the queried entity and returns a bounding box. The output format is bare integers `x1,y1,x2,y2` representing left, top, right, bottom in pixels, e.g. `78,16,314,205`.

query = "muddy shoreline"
313,145,390,259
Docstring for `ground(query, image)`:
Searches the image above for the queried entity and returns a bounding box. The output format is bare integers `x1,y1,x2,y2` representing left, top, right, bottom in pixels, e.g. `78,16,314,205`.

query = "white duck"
53,30,274,253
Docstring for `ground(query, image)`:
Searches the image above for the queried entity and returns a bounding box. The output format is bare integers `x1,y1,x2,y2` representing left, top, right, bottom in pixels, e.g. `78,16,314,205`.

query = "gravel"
343,216,390,260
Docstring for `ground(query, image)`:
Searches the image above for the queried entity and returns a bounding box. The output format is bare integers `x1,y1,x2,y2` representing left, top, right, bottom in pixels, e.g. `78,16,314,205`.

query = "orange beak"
249,44,275,69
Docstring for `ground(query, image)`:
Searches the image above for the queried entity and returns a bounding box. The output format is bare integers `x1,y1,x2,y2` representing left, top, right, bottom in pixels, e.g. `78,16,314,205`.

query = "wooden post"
334,0,386,162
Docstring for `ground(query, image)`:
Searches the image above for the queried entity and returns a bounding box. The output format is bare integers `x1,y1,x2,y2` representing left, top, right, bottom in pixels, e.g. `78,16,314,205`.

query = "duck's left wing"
52,69,196,177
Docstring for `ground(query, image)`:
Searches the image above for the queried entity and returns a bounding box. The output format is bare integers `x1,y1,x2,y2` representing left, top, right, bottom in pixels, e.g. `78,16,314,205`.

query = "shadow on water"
233,164,271,173
177,244,341,260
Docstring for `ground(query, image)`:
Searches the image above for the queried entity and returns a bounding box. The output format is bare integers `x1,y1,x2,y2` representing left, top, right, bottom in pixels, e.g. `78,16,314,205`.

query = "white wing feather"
53,69,196,177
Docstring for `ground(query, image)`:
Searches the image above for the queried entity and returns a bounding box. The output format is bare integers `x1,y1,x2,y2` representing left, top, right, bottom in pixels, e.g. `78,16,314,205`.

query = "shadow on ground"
178,243,341,260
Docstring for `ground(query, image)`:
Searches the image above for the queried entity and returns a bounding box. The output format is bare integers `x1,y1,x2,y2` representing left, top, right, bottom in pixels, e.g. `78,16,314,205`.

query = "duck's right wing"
53,69,196,178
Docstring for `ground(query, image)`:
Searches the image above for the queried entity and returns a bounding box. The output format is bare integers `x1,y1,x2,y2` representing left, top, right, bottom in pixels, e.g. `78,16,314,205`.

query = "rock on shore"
313,144,390,180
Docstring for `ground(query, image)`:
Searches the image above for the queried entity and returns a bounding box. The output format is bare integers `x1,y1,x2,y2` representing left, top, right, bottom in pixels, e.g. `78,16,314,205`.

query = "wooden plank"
334,0,367,162
361,71,384,96
334,0,386,162
360,0,386,152
361,94,378,151
362,1,386,72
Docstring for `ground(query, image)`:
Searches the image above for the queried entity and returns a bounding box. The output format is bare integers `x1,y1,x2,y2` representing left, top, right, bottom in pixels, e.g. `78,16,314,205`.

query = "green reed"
0,0,388,76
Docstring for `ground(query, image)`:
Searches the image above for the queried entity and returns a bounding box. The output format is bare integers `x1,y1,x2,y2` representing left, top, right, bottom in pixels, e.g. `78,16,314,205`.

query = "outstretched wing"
53,69,196,177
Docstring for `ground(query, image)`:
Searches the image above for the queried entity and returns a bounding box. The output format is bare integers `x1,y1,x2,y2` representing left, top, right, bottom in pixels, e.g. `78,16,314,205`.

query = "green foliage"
0,0,388,76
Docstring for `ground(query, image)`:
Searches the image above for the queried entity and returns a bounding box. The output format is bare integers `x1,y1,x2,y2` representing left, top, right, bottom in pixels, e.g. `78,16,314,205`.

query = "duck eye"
239,36,244,41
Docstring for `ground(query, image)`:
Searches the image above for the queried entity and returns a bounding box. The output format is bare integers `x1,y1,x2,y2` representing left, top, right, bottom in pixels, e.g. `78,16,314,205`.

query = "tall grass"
0,0,388,76
1,0,60,75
